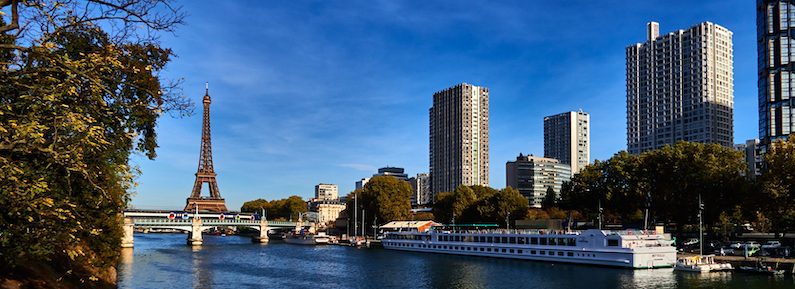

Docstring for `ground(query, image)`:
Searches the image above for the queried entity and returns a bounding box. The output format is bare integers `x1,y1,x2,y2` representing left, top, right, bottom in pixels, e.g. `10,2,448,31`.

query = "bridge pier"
187,217,203,246
252,219,269,243
121,217,135,248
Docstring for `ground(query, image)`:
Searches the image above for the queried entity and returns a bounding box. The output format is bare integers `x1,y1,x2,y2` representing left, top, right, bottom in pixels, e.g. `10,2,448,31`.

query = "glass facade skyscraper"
758,0,795,146
505,154,571,208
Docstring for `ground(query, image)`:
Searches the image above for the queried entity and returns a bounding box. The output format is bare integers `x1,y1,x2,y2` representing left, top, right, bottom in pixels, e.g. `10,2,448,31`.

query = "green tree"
560,142,747,233
240,199,270,213
283,195,308,220
432,191,455,224
0,1,185,287
357,176,412,231
240,196,307,220
541,187,556,208
432,185,528,226
432,185,479,224
488,187,529,226
413,211,435,221
759,135,795,235
645,142,746,234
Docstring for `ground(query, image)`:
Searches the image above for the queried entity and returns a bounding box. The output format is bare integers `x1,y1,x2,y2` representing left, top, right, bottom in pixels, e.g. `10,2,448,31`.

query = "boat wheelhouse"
382,227,676,269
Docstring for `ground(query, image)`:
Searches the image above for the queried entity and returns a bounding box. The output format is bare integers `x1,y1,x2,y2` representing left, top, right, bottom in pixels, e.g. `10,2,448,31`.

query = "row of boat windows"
437,235,578,247
383,235,623,248
385,235,430,241
385,242,599,258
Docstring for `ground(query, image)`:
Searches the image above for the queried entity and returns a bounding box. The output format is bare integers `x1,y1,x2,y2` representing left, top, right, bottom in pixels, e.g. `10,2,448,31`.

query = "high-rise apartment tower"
626,22,734,154
430,83,490,196
544,111,590,174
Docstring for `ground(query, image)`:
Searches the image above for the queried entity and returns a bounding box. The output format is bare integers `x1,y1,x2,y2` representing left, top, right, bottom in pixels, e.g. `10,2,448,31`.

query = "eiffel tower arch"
185,83,228,212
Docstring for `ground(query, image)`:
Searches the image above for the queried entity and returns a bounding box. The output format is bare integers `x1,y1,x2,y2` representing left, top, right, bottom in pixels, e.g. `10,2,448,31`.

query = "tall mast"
699,193,704,256
354,192,358,238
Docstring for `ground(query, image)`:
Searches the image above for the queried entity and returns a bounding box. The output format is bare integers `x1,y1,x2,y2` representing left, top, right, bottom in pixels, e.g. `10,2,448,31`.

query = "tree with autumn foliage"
0,1,185,287
561,141,748,234
344,176,413,234
759,135,795,236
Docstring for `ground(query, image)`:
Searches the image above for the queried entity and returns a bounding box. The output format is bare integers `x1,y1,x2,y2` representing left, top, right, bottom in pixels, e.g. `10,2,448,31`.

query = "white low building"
310,200,345,225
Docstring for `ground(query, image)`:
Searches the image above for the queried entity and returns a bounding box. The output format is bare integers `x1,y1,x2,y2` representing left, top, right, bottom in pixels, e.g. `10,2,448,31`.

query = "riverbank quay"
329,238,383,248
679,252,795,273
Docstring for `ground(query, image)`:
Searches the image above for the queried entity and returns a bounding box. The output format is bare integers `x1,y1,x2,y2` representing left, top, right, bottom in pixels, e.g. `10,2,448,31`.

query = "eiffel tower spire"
185,83,228,212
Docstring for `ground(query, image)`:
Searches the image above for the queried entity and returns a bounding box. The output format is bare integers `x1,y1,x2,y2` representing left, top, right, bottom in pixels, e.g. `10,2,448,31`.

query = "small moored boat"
284,230,329,245
674,255,733,272
737,262,785,275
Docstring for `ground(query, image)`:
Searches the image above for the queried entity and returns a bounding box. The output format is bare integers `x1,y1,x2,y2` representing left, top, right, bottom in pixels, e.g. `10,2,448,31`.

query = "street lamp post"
505,211,511,230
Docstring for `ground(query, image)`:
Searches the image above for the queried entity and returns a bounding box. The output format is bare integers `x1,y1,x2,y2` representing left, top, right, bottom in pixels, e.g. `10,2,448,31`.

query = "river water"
117,233,795,289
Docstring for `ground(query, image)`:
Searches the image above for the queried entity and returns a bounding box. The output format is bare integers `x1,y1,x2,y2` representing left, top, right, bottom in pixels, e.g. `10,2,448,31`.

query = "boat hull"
383,242,674,269
283,236,330,245
284,237,317,245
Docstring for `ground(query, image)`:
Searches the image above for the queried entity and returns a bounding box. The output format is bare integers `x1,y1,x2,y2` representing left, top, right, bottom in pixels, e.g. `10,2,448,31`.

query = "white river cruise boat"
382,227,676,269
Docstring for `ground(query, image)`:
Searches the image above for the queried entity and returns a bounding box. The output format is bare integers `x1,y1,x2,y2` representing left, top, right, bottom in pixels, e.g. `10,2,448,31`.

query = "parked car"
737,223,754,232
761,240,782,249
728,241,743,249
683,238,699,246
715,247,735,256
744,241,761,248
778,247,792,258
758,248,772,257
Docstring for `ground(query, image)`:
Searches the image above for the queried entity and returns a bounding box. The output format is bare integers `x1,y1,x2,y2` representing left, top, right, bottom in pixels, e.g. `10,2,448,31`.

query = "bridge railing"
129,218,308,227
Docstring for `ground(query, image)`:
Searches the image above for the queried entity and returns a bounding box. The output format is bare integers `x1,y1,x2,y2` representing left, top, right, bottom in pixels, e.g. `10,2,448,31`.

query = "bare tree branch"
0,0,20,34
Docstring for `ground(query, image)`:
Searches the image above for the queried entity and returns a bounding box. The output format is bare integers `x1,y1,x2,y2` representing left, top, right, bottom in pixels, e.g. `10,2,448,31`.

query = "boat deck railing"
407,229,584,236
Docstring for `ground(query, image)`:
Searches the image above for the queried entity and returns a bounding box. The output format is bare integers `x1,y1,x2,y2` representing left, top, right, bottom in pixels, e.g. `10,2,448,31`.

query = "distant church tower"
185,83,228,212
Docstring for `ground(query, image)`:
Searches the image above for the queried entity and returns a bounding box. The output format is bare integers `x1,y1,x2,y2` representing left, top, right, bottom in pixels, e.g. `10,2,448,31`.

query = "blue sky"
130,0,757,210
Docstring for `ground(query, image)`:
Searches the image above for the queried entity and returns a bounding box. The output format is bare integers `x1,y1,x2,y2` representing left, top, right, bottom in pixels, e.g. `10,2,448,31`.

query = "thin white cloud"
337,163,377,172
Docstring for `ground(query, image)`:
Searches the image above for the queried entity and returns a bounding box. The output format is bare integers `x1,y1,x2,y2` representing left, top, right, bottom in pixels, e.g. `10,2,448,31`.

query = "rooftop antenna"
205,82,209,95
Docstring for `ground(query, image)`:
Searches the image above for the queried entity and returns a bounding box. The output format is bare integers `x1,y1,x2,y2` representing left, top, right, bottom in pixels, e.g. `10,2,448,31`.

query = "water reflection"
118,234,795,289
619,269,677,288
117,248,134,285
189,238,216,289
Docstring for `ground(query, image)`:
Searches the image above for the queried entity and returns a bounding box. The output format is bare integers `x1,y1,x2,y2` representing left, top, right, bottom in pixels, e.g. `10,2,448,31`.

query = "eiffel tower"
184,83,228,212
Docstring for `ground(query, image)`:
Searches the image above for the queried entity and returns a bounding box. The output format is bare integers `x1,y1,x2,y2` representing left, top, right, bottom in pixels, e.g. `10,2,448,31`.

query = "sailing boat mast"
698,193,704,256
354,192,358,238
